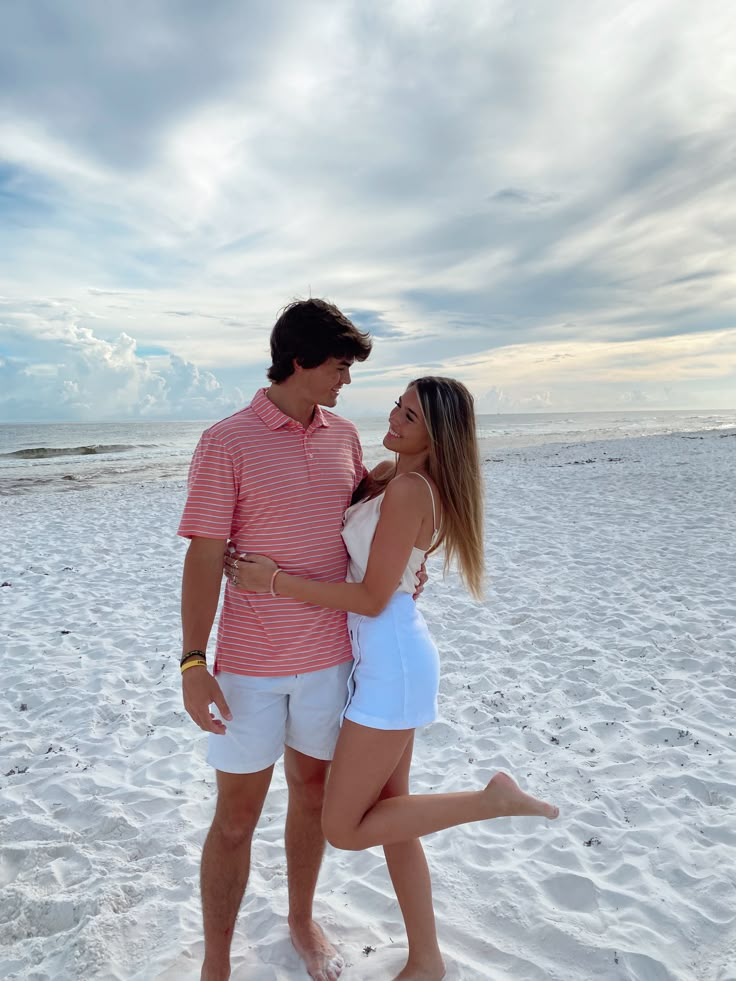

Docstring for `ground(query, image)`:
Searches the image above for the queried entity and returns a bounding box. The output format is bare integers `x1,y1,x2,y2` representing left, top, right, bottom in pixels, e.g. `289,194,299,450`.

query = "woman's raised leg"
323,720,558,852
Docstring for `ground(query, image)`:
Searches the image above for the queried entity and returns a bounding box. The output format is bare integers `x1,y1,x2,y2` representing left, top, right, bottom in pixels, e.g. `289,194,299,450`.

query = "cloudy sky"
1,0,734,422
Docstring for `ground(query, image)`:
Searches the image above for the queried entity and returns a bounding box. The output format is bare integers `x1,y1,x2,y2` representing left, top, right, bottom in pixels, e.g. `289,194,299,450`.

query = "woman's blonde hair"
352,376,485,597
411,376,484,598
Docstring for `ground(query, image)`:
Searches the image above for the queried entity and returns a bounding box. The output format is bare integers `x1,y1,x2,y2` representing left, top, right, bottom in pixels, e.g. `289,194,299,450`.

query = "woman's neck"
394,452,429,476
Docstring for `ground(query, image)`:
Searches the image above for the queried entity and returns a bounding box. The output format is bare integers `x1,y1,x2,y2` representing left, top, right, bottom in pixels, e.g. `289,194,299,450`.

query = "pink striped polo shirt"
178,388,366,677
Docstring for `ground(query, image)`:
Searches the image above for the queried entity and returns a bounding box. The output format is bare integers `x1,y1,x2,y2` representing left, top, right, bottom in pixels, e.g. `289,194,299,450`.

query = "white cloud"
441,329,736,412
0,304,245,420
0,1,734,419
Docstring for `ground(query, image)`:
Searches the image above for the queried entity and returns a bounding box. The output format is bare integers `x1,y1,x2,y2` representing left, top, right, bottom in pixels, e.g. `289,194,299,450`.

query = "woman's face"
383,385,430,458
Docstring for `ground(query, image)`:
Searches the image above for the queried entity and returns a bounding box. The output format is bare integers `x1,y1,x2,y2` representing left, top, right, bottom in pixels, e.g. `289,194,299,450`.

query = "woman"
226,376,558,980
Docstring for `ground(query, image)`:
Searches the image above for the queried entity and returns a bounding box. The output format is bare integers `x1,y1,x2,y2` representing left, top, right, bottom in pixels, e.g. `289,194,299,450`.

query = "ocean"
1,409,734,497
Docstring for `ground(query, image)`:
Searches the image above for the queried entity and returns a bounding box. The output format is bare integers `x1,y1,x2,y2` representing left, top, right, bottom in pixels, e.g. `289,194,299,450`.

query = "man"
178,299,372,981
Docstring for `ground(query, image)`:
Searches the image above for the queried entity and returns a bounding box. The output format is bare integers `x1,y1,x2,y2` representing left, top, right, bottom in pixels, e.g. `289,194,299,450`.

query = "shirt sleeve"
177,429,238,540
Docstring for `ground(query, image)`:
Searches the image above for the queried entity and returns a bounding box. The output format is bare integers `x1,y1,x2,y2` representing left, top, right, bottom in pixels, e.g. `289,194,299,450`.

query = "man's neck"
266,383,316,429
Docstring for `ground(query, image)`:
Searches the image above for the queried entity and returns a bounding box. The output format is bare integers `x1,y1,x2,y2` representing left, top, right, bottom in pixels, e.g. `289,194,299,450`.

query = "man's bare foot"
289,918,344,981
393,953,446,980
484,772,559,820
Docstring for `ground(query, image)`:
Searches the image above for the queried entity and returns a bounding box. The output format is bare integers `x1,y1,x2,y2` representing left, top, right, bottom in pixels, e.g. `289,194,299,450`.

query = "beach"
1,428,735,980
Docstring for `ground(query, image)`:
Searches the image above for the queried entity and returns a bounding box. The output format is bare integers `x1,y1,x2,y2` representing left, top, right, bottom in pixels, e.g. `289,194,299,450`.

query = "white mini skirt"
343,592,440,731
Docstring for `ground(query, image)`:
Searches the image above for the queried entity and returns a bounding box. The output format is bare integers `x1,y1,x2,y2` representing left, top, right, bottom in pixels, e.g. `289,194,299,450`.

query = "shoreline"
2,424,735,499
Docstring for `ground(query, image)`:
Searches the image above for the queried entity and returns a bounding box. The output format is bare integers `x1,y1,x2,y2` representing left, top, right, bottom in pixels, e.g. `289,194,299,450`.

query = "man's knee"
211,771,272,847
285,752,329,812
211,802,261,848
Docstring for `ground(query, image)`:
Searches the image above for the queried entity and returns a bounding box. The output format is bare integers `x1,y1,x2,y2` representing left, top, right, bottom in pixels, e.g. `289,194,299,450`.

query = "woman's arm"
235,476,425,616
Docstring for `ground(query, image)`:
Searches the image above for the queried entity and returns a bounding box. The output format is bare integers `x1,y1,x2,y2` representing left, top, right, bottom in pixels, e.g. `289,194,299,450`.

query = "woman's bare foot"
289,918,344,981
483,772,559,820
393,953,446,980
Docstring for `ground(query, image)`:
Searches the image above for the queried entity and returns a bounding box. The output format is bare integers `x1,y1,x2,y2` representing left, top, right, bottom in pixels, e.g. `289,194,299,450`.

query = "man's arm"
182,536,227,653
181,536,232,733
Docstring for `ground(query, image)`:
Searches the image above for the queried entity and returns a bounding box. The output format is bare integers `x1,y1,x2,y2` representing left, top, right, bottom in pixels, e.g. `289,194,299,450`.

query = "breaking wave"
2,444,141,460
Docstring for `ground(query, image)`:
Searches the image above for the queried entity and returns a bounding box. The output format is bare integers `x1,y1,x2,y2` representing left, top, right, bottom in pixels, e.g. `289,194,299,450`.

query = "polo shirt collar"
251,388,331,432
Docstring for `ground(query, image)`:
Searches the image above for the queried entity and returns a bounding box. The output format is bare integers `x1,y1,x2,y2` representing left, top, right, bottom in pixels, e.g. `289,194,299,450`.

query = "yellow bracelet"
181,658,207,674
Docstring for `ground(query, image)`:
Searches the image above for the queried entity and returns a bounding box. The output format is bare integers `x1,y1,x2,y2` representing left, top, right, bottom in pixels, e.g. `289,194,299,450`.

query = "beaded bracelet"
180,650,206,668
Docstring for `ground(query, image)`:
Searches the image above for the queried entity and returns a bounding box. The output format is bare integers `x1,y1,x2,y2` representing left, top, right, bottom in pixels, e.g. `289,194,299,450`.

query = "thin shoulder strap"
409,471,438,537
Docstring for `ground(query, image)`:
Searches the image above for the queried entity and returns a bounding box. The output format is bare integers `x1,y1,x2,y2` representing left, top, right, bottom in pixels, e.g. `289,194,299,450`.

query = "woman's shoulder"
399,470,439,494
385,471,440,528
384,470,436,504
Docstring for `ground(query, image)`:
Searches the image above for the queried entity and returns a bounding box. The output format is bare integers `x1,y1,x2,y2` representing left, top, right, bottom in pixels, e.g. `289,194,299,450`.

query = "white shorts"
207,661,353,774
344,592,440,730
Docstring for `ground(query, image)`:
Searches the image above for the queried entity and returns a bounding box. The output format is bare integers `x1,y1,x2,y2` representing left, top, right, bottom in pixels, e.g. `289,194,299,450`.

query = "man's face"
297,357,354,407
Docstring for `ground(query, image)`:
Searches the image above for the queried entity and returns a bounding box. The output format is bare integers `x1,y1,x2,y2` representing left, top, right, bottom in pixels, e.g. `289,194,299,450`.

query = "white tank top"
341,472,439,593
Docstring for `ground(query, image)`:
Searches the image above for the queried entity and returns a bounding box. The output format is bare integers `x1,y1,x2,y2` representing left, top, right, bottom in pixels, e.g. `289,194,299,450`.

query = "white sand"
1,430,735,981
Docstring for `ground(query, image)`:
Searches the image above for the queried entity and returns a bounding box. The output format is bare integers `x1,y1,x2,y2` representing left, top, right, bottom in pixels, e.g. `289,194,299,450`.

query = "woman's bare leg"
323,721,558,852
380,736,445,980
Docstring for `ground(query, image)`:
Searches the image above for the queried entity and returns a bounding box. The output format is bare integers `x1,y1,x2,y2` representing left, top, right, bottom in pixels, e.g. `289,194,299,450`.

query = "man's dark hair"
267,298,372,382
